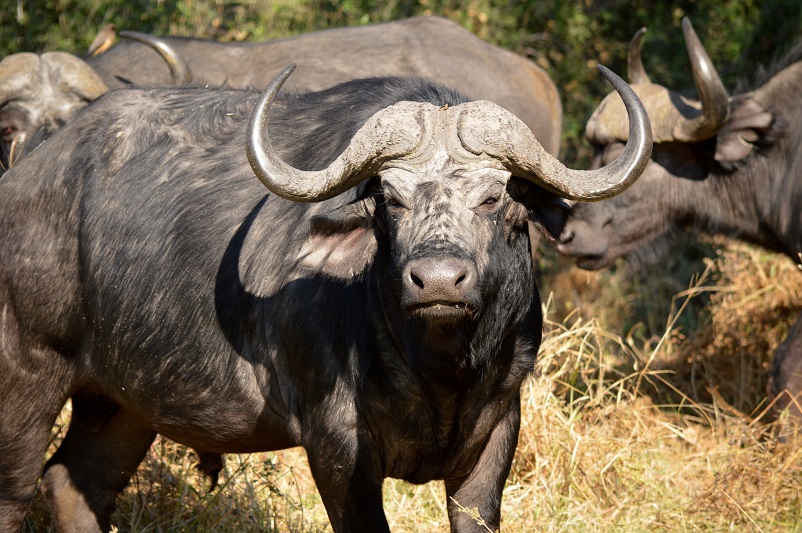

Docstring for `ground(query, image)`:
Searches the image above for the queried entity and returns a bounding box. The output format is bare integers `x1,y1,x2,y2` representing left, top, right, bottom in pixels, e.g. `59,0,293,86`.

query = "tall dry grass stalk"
25,241,802,531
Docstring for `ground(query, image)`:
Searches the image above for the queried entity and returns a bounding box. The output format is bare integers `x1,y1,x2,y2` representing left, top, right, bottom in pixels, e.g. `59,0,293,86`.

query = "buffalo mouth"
575,253,615,271
409,301,474,323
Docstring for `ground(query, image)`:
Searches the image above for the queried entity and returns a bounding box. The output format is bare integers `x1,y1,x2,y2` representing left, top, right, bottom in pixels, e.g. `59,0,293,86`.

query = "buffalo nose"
404,257,477,303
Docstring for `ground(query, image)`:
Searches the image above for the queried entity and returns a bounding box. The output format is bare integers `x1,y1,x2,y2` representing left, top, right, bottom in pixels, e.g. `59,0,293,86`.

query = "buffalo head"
0,32,189,174
559,18,778,269
249,65,651,360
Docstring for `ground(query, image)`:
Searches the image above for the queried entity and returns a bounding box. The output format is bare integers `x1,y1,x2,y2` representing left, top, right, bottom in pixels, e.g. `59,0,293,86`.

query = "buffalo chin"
407,304,476,363
575,254,615,271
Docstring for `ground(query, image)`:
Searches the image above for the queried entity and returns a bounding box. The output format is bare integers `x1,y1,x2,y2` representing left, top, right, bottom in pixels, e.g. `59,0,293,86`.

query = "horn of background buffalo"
502,65,652,201
678,17,729,140
0,53,46,105
118,31,191,84
627,27,651,85
41,52,110,101
0,52,109,104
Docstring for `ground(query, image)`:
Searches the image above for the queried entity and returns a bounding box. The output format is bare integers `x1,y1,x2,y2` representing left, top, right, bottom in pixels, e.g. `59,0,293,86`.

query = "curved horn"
119,31,191,84
1,53,109,104
41,52,110,101
525,66,652,200
627,27,651,85
460,66,652,201
675,17,729,141
247,64,426,202
0,53,43,105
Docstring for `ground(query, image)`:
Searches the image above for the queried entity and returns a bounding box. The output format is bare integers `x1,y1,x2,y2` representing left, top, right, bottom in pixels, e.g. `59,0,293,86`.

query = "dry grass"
25,241,802,531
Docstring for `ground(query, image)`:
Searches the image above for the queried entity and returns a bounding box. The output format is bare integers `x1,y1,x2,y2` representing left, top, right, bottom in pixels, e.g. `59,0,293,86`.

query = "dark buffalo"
0,65,649,531
558,18,802,418
0,33,188,174
1,16,561,174
92,16,563,155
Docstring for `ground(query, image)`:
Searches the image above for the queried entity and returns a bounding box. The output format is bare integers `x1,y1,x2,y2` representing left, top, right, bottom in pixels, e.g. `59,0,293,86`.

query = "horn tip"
595,64,616,82
630,27,648,51
596,64,627,93
681,17,695,36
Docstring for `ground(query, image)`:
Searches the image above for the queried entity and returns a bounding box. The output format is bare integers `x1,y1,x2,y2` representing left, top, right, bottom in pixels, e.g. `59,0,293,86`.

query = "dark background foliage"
2,0,800,164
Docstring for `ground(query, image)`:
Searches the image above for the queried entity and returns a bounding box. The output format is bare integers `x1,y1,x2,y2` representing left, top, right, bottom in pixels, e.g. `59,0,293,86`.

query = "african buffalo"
0,32,188,174
0,65,649,531
558,18,802,418
92,16,562,155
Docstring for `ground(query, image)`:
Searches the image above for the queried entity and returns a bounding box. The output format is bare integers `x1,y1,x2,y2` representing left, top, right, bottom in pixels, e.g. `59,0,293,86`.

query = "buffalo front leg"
0,380,70,531
0,303,75,531
769,312,802,423
445,397,520,533
305,427,388,533
41,401,156,533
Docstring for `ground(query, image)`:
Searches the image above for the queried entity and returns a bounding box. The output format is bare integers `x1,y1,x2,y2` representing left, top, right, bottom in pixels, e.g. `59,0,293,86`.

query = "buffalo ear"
529,196,574,243
714,93,775,163
296,197,378,280
507,179,573,244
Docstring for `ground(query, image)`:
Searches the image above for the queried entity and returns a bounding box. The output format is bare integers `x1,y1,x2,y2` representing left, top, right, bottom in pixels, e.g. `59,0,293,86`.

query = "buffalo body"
0,68,648,531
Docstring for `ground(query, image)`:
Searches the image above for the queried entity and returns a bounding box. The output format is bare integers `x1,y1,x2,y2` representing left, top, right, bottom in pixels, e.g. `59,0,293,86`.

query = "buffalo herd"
0,12,798,533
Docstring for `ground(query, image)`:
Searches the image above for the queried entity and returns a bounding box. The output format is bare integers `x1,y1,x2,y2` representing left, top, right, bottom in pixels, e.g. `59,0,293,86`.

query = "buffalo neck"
671,61,802,259
364,245,539,480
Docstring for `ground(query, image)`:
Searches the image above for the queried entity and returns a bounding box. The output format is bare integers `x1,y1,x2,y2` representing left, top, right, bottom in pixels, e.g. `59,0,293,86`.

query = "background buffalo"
560,18,802,420
0,17,560,185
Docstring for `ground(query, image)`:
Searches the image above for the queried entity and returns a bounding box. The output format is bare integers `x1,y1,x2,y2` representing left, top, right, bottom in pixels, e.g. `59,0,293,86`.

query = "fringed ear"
505,179,573,271
529,196,574,244
296,197,378,280
714,93,775,163
506,178,573,245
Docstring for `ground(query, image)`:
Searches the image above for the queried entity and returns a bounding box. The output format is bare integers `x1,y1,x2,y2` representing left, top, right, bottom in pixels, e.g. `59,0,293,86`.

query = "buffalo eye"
1,125,16,142
383,191,410,212
474,194,502,214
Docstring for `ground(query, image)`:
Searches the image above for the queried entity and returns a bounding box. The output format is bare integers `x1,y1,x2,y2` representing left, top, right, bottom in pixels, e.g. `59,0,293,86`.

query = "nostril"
404,257,477,301
560,228,574,244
